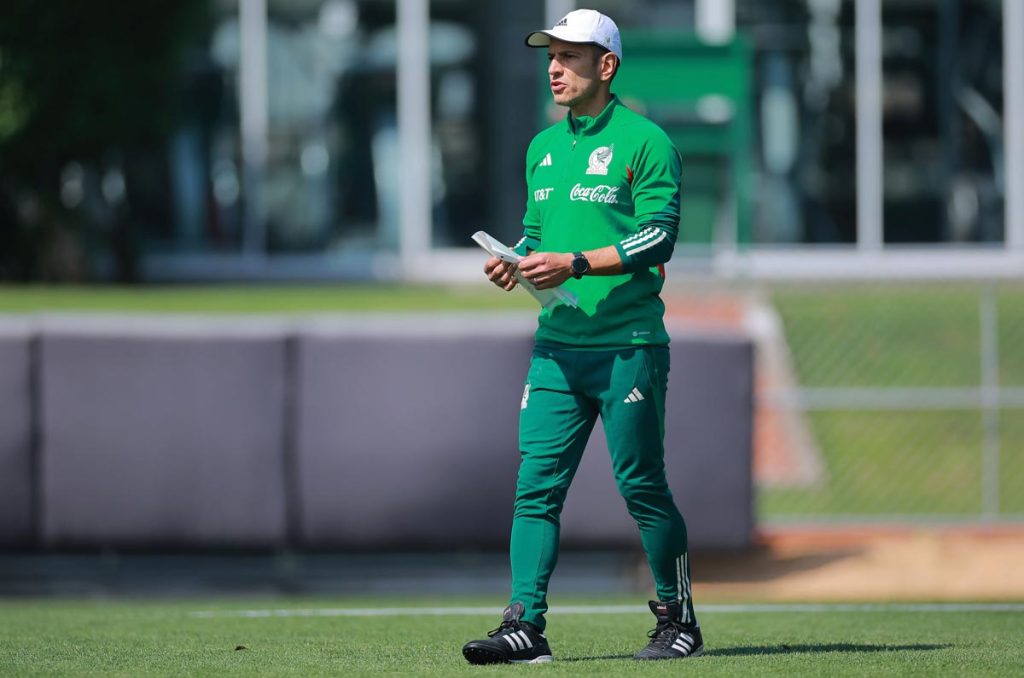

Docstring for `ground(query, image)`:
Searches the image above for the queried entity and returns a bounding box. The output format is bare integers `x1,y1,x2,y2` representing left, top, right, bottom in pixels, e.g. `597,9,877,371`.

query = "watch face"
572,254,589,277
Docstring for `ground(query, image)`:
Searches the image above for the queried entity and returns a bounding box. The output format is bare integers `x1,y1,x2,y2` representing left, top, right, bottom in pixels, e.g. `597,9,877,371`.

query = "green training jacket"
514,95,682,348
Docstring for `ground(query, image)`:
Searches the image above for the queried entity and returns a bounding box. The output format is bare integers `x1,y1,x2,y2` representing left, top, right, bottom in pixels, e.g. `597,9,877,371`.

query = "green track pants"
510,345,696,630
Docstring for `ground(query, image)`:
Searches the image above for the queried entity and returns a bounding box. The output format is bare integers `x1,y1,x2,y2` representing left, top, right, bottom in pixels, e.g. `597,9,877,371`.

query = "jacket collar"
565,94,620,136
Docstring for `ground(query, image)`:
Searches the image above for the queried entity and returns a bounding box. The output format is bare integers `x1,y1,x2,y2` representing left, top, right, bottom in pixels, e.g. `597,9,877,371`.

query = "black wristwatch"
570,251,591,279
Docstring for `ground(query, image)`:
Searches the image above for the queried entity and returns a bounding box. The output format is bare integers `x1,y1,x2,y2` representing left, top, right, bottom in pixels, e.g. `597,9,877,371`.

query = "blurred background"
1,0,1022,599
1,0,1020,281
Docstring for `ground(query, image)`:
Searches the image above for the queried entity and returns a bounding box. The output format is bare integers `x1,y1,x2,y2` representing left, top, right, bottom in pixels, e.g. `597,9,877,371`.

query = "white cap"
525,9,622,60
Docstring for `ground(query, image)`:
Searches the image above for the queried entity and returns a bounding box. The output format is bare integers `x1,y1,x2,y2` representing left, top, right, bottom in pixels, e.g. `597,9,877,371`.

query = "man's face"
546,38,605,109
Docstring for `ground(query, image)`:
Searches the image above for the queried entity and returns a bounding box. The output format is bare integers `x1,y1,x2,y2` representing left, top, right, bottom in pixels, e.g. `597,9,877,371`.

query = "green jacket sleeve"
518,137,544,256
614,133,682,272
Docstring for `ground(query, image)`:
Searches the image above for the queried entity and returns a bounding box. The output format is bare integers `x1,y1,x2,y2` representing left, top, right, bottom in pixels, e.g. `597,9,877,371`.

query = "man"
461,9,702,665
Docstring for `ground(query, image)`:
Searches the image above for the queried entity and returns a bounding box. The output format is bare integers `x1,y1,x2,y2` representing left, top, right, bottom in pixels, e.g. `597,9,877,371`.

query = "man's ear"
601,53,619,82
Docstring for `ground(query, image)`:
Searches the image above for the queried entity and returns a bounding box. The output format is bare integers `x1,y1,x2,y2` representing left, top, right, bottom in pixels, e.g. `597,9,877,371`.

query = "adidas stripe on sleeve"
615,222,676,272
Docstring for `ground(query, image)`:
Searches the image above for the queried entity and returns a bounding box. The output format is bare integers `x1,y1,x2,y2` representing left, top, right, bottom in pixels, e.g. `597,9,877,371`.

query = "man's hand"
518,252,574,290
484,256,518,291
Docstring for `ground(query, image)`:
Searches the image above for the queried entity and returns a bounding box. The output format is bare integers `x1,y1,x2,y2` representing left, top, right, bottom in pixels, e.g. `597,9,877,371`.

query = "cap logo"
555,16,568,26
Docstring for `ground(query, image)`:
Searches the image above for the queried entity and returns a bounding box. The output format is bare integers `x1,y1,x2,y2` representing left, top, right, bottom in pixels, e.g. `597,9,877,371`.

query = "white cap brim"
525,28,621,59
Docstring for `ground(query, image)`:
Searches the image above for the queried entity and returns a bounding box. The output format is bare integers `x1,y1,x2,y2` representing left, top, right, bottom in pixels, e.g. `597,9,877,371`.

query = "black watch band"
571,251,590,279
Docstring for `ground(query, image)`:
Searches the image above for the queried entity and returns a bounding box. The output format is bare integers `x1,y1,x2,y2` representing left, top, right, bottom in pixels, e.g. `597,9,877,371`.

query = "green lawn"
1,598,1021,676
764,283,1024,519
999,413,1024,514
769,284,985,388
760,411,984,517
768,281,1024,388
0,284,536,314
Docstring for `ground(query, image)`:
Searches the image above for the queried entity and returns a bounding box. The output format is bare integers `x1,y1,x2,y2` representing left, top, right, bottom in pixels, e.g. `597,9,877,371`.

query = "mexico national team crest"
586,145,613,175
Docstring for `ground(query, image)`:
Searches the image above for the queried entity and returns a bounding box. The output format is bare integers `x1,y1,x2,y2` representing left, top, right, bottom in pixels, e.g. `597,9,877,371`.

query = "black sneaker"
633,600,704,660
462,601,553,664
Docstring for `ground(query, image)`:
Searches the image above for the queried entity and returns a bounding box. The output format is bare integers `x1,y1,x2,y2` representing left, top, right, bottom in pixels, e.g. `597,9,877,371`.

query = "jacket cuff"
617,226,673,272
513,235,540,257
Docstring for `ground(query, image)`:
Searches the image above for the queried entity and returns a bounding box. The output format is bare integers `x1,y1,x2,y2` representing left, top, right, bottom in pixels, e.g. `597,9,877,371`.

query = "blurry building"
148,0,543,278
3,0,1020,281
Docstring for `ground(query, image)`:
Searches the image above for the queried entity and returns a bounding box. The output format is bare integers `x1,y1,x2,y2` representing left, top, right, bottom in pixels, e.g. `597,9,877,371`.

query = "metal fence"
751,281,1024,524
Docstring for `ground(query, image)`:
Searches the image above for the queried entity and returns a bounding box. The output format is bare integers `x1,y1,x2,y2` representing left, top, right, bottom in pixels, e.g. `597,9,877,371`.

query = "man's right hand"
484,257,518,291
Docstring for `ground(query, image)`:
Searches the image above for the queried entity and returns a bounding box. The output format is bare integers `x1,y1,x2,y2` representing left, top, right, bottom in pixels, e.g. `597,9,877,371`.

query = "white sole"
510,655,554,664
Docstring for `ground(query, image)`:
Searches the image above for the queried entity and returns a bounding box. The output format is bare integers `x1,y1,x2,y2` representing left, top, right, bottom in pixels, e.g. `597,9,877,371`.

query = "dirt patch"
692,526,1024,602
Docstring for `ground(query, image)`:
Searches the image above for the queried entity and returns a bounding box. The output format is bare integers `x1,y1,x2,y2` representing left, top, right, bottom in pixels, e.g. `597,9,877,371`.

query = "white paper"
472,231,578,310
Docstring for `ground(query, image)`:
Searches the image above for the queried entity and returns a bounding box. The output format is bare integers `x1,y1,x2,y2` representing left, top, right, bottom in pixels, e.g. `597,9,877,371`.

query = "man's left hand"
518,252,573,289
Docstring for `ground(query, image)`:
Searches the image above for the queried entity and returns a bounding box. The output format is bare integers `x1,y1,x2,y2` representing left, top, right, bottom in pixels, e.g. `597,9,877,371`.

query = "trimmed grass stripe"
2,596,1022,675
189,602,1024,619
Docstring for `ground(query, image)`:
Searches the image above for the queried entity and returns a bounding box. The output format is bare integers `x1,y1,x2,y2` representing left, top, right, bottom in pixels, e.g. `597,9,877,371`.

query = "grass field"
1,597,1021,676
769,284,986,387
0,284,535,313
765,283,1024,518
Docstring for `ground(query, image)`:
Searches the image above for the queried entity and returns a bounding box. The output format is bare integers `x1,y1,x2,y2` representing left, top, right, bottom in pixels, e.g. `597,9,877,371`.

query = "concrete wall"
1,314,753,551
294,316,536,549
0,321,34,545
37,318,289,547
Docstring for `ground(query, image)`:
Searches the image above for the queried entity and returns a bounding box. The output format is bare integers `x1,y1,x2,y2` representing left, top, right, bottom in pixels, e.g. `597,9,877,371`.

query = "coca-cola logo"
569,183,620,204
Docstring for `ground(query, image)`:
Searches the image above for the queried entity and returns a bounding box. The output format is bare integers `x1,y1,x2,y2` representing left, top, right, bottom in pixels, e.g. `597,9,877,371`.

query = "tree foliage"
0,0,209,280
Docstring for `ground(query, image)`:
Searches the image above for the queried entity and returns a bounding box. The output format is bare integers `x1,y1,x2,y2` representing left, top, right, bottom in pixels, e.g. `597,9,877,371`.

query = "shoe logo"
539,153,553,167
586,145,613,175
521,383,531,410
624,387,645,403
502,630,534,651
671,632,694,655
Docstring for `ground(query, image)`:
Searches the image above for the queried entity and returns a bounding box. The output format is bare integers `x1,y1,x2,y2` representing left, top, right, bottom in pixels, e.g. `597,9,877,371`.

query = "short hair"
591,44,620,81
